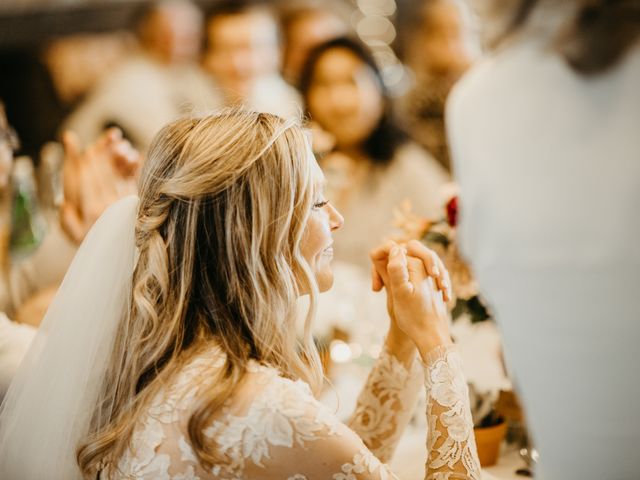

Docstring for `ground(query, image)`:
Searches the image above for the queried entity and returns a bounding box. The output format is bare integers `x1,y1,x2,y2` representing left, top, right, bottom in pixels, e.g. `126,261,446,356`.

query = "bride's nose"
328,203,344,231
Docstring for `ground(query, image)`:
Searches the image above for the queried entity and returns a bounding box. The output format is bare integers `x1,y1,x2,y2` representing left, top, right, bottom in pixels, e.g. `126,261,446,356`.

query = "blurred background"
0,0,480,160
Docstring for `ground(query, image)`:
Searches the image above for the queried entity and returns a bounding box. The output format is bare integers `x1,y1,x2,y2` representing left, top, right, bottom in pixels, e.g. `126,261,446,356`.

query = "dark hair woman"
300,37,449,270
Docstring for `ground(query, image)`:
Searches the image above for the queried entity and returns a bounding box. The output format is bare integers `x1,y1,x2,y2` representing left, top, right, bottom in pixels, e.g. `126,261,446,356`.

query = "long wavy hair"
479,0,640,74
76,109,323,475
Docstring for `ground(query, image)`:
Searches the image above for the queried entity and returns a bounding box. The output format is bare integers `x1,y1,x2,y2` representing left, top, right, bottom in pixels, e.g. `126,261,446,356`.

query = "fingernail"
390,246,400,257
432,266,440,276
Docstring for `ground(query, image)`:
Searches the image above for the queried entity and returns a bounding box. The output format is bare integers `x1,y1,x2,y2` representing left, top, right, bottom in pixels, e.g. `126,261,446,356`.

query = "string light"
353,0,407,93
330,340,353,363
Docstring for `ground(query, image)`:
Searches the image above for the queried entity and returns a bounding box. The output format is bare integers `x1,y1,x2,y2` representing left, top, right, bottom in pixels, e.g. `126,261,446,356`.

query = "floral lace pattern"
204,367,340,475
333,448,394,480
111,343,480,480
347,349,423,461
424,345,481,480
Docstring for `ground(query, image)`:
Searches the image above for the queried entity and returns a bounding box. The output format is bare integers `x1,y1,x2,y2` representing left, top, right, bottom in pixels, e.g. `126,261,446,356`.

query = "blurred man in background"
64,0,218,152
204,2,301,119
400,0,478,171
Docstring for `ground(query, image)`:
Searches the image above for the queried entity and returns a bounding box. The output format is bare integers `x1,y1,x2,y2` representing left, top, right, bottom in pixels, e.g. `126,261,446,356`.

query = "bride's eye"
313,200,329,210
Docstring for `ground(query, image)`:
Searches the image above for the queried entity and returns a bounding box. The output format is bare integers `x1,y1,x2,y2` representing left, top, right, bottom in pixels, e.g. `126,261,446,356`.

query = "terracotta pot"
473,420,507,467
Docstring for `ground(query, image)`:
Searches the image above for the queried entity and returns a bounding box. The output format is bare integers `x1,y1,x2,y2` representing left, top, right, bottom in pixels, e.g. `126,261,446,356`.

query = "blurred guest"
301,37,449,270
10,127,139,326
0,32,131,160
0,106,36,402
0,100,138,401
400,0,477,171
0,103,20,314
43,32,134,108
280,1,349,88
64,0,218,152
0,105,139,326
204,2,301,118
448,1,640,478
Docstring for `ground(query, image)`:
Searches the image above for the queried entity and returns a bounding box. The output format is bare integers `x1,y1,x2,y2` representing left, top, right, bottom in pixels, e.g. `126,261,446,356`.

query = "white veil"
0,195,139,480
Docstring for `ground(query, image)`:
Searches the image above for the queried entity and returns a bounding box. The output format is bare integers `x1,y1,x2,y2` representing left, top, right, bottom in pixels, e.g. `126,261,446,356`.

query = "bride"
0,109,480,479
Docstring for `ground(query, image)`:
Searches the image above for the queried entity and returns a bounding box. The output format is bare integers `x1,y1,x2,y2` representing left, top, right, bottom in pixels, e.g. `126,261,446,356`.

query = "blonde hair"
77,109,323,475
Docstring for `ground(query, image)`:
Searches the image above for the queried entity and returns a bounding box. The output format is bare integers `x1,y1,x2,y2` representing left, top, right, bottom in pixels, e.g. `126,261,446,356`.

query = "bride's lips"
322,244,334,257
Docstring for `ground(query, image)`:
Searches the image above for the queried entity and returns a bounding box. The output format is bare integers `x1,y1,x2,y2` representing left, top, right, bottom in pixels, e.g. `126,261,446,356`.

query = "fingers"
62,131,83,207
386,246,414,298
103,127,123,142
112,144,141,178
62,131,83,168
406,239,439,275
406,255,428,290
369,240,398,263
406,240,452,302
371,265,383,292
371,240,452,304
102,128,141,178
369,240,398,291
60,202,85,244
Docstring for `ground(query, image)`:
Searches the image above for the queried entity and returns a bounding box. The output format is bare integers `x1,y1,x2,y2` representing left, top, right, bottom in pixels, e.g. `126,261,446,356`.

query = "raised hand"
61,128,140,244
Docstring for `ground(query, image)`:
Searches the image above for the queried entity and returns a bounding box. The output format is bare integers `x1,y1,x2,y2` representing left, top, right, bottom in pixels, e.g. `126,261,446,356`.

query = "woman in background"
301,37,449,271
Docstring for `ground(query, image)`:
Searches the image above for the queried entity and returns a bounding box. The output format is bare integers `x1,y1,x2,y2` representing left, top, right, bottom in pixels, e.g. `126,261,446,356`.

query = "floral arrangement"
393,194,491,324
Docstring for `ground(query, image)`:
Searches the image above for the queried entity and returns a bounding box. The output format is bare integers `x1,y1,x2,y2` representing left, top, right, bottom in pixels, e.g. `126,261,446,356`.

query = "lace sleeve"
347,348,423,461
423,344,481,480
240,347,480,480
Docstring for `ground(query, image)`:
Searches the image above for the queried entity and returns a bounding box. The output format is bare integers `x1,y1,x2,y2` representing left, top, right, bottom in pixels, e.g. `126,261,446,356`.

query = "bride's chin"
295,268,333,296
318,280,333,293
316,270,334,293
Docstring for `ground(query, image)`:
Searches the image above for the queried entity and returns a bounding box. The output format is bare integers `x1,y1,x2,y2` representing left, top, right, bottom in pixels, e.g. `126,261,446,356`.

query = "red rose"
446,196,458,227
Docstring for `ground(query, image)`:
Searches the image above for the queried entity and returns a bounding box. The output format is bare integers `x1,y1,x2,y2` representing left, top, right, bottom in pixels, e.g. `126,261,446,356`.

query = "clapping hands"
61,128,140,244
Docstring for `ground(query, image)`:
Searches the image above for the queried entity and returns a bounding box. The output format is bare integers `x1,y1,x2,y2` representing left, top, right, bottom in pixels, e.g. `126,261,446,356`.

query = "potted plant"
469,386,508,467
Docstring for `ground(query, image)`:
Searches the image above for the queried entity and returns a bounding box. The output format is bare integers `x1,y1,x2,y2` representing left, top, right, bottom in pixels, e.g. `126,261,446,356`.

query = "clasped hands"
370,239,453,363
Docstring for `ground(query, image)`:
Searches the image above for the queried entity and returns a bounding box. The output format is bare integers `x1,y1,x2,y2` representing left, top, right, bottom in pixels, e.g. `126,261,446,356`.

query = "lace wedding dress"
107,342,480,480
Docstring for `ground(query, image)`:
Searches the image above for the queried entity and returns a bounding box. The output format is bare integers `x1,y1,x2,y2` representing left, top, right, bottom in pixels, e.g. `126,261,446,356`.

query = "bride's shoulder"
159,345,323,416
230,360,321,414
121,347,341,479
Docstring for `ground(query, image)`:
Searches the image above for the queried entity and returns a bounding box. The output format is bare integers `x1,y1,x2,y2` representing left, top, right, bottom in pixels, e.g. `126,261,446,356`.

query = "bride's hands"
370,240,453,361
387,243,453,360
